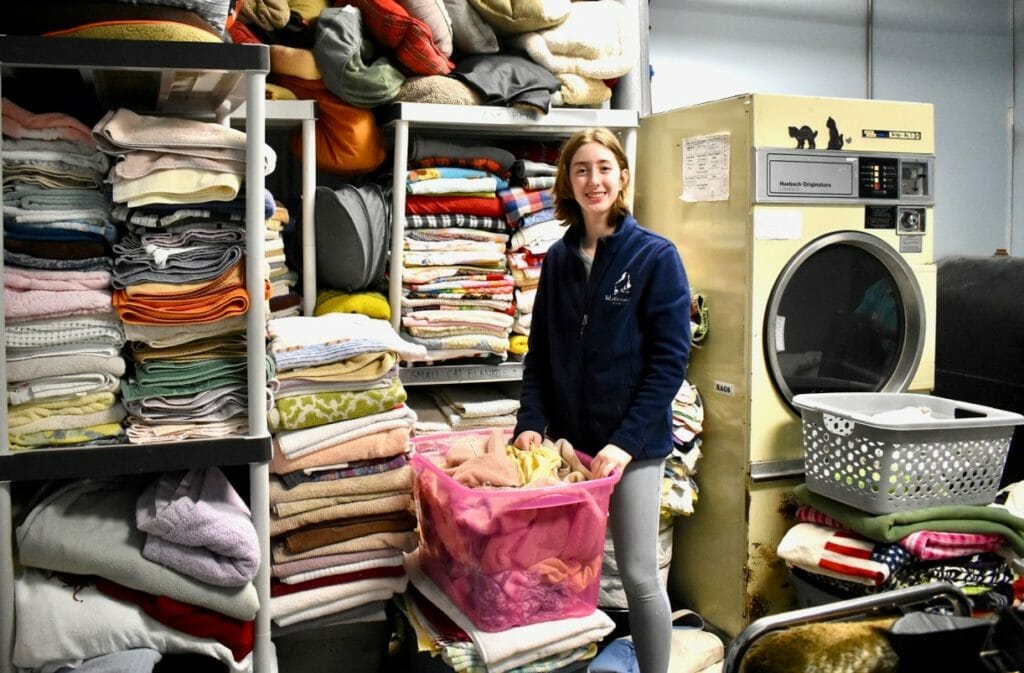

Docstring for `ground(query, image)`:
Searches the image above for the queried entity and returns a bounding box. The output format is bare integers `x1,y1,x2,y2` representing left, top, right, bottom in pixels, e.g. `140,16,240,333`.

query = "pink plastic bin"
410,429,620,632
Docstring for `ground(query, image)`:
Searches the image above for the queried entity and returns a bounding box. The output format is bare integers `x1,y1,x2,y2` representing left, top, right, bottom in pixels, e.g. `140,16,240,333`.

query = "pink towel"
2,97,95,145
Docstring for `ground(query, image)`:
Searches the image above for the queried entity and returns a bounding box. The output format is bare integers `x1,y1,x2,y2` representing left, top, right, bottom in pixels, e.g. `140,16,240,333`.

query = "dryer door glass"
764,231,925,407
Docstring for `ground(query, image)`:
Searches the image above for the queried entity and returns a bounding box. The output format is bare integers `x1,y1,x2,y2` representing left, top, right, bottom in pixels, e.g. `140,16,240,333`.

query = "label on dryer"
766,156,856,197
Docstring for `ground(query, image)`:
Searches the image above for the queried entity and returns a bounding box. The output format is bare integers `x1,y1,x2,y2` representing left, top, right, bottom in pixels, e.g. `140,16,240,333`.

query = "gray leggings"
608,457,672,673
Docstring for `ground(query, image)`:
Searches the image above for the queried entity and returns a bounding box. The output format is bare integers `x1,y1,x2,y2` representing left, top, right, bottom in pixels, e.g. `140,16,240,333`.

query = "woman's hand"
591,443,632,478
513,430,543,451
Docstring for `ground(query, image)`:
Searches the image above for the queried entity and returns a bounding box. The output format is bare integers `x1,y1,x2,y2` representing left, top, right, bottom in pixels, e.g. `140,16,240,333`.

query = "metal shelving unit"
0,35,273,673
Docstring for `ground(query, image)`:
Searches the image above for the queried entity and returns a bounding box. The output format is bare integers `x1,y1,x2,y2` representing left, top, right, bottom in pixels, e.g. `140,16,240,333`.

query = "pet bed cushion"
466,0,568,34
272,74,387,176
338,0,454,76
395,75,482,105
314,184,391,292
314,6,406,107
241,0,292,31
505,0,638,80
442,0,499,54
397,0,454,57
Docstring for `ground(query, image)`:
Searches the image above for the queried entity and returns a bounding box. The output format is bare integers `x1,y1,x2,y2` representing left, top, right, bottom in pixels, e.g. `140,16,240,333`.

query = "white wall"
648,0,1017,259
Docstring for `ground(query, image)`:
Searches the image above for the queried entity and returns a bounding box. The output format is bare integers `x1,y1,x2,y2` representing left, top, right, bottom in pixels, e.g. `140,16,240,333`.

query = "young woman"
513,127,692,673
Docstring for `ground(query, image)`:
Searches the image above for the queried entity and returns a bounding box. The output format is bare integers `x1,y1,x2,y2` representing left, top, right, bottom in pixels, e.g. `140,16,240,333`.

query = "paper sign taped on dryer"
754,209,802,240
680,133,730,202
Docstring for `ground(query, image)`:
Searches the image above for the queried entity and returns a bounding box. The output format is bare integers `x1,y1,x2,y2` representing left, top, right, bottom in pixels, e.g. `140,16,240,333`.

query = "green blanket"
794,484,1024,555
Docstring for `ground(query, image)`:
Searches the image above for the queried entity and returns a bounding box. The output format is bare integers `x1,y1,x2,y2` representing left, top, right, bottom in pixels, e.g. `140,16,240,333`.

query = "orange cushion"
272,74,386,177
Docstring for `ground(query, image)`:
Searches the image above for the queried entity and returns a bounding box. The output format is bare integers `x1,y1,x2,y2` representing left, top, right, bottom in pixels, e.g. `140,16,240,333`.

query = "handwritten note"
680,133,730,202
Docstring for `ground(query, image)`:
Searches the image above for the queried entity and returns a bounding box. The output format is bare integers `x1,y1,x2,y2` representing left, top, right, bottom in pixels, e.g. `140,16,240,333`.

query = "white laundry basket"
792,392,1024,514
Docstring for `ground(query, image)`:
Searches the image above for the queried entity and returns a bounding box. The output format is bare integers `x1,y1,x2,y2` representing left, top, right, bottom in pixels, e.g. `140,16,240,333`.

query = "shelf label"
400,364,523,384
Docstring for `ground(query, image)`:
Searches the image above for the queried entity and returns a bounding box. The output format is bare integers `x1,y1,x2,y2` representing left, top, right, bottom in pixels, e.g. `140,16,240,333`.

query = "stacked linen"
96,109,276,444
778,483,1023,613
423,383,520,430
401,138,518,363
13,469,260,671
266,313,426,628
2,98,128,450
401,545,615,673
500,160,565,361
266,200,302,318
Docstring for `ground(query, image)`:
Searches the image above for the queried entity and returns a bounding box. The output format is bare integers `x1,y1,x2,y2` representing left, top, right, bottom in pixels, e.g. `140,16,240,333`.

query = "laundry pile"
265,312,426,629
403,428,620,671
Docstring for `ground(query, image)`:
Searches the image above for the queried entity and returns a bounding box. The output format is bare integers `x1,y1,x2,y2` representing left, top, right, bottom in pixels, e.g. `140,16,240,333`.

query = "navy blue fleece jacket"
514,214,691,459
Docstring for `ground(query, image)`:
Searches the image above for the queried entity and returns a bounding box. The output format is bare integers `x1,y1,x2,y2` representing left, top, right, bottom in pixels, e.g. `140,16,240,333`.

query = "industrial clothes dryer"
634,93,936,636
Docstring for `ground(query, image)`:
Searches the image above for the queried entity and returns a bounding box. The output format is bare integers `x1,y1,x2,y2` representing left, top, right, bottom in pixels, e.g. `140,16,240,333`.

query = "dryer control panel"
754,149,934,206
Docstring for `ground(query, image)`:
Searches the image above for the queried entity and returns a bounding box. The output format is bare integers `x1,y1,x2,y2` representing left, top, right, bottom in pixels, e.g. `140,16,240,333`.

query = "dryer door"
764,231,925,407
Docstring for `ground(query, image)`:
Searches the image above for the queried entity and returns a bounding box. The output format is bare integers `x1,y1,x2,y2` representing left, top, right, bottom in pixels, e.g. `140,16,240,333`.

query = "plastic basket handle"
823,413,855,436
502,489,599,512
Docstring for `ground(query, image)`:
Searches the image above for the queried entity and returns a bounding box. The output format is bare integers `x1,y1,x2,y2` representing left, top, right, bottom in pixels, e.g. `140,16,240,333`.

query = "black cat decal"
788,125,817,149
826,116,844,150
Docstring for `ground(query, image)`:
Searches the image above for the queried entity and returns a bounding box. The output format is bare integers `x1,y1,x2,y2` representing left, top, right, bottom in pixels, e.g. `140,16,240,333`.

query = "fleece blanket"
136,467,260,587
794,484,1024,556
13,569,247,672
505,0,638,80
17,478,259,620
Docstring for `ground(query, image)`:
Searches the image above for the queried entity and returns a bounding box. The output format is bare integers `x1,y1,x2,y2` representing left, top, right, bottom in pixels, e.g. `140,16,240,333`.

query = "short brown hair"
553,127,631,229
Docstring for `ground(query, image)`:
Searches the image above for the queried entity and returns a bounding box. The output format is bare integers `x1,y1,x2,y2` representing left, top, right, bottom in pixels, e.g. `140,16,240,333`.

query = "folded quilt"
280,510,417,554
4,314,124,349
269,376,408,432
272,407,416,461
272,530,419,564
5,352,126,383
8,420,125,451
4,266,112,291
268,313,428,364
7,371,121,407
777,522,910,587
4,287,113,322
2,97,95,145
94,108,250,155
125,418,251,444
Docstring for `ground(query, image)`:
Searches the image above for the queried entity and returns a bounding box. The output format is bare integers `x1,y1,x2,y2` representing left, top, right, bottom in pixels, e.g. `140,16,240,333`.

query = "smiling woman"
513,126,692,673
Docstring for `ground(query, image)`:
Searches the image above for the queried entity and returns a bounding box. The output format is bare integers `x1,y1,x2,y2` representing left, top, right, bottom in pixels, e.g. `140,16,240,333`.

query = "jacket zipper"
580,313,588,336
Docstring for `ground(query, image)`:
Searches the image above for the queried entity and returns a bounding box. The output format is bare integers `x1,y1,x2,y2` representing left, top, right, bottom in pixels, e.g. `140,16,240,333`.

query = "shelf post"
389,120,410,331
243,71,273,673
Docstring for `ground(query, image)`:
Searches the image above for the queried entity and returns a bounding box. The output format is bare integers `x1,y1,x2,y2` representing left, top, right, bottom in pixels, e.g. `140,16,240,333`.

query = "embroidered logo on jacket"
605,271,632,304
